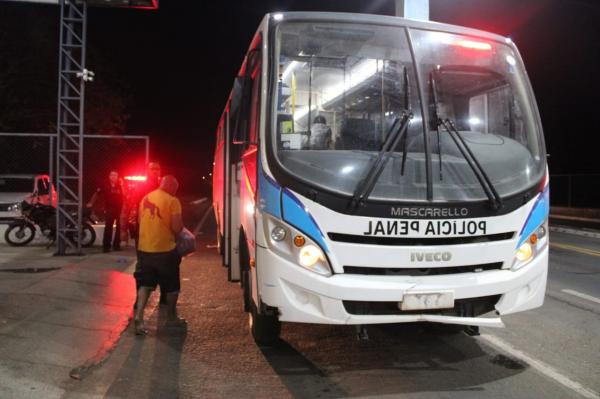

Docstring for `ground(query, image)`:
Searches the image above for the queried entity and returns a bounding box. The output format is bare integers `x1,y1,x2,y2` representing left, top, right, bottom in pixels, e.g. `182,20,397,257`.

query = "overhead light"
293,59,380,121
281,61,299,81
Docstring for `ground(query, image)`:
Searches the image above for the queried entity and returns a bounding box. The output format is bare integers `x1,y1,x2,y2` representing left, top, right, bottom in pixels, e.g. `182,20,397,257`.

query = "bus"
212,12,549,344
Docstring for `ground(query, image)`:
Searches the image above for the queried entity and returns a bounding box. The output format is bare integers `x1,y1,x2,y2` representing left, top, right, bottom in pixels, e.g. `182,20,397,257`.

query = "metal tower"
55,0,90,255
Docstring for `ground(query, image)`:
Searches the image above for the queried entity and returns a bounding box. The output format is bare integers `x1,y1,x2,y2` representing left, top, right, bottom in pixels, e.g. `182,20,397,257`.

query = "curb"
68,259,137,380
69,313,133,380
550,225,600,239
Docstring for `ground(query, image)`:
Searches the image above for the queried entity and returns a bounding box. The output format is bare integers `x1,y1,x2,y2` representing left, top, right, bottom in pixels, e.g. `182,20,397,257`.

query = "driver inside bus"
309,115,332,150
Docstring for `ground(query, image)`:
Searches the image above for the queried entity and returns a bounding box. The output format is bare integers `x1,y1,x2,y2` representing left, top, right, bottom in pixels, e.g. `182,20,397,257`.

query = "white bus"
212,12,549,344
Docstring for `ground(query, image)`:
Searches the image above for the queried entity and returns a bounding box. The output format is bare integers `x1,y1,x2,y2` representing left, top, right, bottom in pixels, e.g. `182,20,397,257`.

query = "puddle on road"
0,267,62,274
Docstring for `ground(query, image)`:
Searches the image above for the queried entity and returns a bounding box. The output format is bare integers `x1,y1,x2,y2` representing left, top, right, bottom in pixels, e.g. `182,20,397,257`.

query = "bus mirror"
231,75,252,145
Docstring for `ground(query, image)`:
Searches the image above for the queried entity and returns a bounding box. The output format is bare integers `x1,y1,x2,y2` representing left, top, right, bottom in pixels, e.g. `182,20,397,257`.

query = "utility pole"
395,0,429,20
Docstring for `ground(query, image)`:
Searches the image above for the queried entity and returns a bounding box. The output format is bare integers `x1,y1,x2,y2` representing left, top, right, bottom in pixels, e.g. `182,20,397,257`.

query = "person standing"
132,162,161,245
87,171,124,253
131,162,169,305
134,175,185,335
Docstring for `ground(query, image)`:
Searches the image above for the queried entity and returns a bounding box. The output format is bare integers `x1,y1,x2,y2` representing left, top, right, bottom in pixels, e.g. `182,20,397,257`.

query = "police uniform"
96,181,123,251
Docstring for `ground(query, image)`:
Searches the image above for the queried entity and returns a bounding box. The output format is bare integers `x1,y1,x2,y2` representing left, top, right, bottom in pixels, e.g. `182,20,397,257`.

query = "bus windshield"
272,21,545,203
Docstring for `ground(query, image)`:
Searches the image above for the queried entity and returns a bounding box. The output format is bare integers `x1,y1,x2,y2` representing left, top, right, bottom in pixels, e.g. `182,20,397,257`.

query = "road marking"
480,334,600,399
550,242,600,257
562,289,600,305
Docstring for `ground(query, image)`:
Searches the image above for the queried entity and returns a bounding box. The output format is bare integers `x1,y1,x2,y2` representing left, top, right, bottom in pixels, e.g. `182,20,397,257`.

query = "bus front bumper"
256,246,548,327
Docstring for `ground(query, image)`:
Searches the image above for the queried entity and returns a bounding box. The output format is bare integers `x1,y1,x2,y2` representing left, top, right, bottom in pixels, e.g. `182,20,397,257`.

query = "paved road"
64,227,600,399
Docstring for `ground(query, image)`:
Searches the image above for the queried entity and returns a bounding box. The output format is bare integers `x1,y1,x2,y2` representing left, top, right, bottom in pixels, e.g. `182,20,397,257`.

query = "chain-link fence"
0,132,149,209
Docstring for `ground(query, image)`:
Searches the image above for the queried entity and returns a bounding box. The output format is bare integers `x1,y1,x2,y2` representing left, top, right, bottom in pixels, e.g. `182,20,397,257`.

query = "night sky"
1,0,599,199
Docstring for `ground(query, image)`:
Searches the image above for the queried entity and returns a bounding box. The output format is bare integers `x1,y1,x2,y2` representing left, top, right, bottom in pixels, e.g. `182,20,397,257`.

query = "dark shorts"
136,249,181,293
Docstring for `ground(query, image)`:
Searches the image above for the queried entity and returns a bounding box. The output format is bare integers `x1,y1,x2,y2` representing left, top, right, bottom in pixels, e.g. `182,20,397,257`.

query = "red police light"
124,175,147,181
455,40,492,51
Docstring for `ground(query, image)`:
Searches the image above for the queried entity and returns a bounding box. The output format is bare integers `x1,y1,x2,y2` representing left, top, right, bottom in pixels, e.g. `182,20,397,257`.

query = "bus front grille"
343,295,501,316
328,232,514,246
343,262,504,276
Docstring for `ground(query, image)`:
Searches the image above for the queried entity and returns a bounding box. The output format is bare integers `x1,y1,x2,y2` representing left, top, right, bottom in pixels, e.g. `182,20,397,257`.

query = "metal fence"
0,132,149,205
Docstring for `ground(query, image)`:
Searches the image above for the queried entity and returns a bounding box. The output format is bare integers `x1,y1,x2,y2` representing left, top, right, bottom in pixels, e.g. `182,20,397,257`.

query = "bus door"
225,104,242,282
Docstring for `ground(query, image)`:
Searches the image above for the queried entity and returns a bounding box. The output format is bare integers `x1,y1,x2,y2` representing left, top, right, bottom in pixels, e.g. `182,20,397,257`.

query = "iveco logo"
391,207,469,218
410,252,452,262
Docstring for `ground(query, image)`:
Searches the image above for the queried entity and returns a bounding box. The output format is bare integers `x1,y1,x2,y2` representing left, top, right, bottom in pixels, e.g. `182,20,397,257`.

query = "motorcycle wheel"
80,223,96,248
4,222,36,246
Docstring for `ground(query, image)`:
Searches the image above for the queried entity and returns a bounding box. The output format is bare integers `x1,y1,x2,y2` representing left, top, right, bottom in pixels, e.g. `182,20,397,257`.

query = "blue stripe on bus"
517,186,549,248
281,188,329,253
257,163,282,219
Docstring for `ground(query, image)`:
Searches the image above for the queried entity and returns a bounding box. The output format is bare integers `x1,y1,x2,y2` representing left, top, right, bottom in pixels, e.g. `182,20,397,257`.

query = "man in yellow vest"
134,175,185,334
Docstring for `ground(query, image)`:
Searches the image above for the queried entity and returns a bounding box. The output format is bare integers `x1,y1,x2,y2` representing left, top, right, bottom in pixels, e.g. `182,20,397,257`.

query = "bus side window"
248,62,261,145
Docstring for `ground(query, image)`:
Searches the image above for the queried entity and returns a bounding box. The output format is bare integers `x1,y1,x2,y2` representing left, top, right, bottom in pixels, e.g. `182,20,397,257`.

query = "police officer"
87,171,124,252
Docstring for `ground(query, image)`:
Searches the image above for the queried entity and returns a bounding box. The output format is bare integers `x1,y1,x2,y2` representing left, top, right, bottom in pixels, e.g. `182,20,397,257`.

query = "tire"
426,323,466,335
239,233,251,312
4,222,36,246
249,302,281,346
217,229,224,256
80,223,96,248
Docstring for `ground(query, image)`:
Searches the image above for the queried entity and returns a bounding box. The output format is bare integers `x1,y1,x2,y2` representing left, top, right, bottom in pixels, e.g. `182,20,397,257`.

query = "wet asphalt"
62,227,600,399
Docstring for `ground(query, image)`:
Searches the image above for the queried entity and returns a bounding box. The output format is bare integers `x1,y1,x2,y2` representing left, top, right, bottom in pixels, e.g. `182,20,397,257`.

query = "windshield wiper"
439,118,503,210
400,65,411,176
350,112,413,208
430,72,444,181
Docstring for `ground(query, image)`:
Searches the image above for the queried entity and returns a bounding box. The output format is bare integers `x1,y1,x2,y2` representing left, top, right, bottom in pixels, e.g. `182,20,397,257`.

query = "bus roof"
266,11,510,44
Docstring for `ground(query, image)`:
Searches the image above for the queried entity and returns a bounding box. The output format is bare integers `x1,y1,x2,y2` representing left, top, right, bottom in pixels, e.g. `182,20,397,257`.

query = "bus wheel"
249,303,281,346
217,229,224,257
426,323,466,335
239,234,251,312
242,269,251,312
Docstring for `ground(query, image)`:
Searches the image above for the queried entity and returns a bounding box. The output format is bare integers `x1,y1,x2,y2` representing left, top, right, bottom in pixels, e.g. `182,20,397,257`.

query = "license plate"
400,291,455,311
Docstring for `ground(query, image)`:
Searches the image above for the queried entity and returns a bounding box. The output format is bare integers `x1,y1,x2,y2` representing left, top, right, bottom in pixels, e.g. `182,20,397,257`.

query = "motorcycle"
4,201,96,247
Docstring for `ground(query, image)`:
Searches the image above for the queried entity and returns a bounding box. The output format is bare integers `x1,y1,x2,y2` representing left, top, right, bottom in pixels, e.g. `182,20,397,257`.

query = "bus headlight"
270,226,287,242
263,214,332,277
512,221,548,270
515,242,533,262
299,244,324,267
